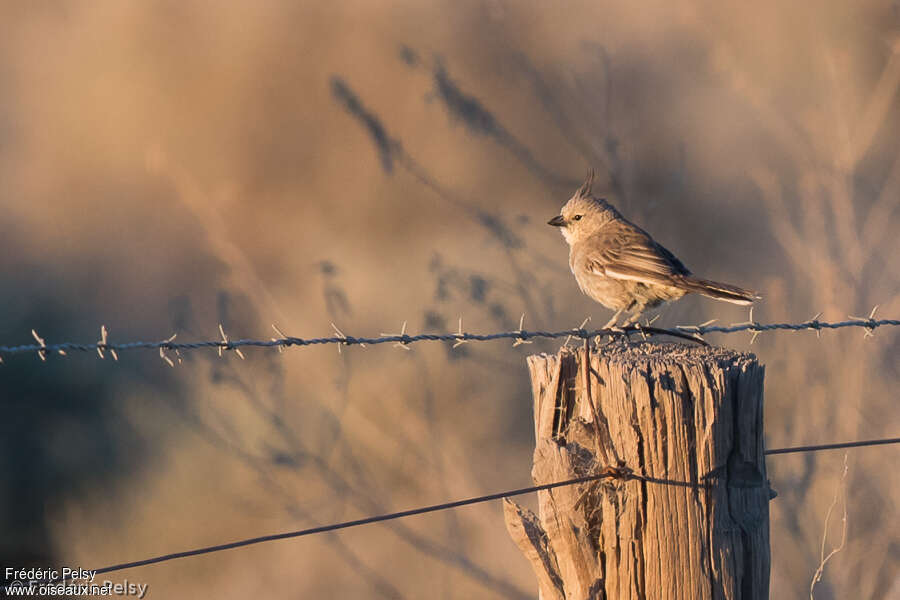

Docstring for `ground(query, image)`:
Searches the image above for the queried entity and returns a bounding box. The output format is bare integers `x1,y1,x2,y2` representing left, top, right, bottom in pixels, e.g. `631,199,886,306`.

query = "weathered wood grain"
505,342,769,600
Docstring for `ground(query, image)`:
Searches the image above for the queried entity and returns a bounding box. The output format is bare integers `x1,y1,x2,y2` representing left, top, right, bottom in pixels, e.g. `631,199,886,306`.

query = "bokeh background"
1,1,898,598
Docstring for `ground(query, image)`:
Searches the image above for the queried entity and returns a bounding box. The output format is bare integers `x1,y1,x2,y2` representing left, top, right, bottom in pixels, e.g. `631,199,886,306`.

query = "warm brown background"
1,1,898,598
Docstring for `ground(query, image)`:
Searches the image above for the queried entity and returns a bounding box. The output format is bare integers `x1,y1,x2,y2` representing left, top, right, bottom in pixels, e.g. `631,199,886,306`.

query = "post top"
532,340,757,368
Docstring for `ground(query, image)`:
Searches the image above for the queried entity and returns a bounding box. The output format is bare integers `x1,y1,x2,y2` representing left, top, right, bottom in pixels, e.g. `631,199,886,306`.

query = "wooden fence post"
504,342,770,599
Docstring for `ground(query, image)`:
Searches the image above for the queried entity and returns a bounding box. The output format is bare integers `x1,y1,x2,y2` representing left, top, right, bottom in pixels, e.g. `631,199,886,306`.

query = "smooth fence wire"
1,315,898,362
13,436,900,588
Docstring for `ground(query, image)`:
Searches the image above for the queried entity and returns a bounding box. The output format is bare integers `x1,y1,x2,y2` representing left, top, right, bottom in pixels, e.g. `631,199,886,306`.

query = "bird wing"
577,223,691,286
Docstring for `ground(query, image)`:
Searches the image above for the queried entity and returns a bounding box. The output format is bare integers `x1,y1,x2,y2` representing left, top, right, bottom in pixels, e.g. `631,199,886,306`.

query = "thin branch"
809,453,850,600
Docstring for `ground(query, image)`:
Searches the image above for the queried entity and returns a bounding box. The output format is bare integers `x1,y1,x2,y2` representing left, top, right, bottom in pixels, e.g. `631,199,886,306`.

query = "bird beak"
547,215,566,227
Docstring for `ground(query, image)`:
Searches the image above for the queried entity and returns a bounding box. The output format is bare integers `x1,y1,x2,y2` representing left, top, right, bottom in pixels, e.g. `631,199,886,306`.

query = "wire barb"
331,322,365,353
271,324,288,353
635,322,649,341
675,318,717,332
730,307,763,344
97,325,118,361
331,322,346,354
159,333,179,368
218,324,245,360
848,305,879,339
512,313,533,347
452,317,468,348
31,329,48,361
805,312,824,338
675,318,715,344
564,317,591,347
380,321,412,351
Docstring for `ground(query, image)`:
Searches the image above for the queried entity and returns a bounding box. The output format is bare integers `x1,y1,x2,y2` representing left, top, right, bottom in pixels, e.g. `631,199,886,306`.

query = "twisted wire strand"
1,318,897,359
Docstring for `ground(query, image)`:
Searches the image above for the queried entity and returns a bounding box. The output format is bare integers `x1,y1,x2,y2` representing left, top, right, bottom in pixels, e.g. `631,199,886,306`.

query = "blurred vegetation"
1,2,898,598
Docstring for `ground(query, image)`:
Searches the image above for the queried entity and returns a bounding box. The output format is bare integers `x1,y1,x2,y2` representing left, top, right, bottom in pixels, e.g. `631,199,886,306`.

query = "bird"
548,171,758,329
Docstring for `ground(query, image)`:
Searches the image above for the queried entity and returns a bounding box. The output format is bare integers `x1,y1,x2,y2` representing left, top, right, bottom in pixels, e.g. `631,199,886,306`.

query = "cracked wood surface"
505,342,770,600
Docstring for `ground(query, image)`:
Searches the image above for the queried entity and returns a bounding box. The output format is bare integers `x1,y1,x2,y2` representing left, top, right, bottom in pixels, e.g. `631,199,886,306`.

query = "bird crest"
577,169,595,198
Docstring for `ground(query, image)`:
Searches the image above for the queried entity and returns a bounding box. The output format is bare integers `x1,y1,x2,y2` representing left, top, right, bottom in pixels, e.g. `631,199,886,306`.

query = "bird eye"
572,215,583,221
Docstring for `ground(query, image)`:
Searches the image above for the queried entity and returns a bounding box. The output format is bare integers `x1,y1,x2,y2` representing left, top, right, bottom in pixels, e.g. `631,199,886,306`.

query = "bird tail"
674,276,759,305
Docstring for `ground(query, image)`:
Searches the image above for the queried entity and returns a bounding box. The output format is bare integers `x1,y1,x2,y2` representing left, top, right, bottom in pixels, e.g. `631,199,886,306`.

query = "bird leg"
620,313,639,327
598,309,629,346
602,309,624,330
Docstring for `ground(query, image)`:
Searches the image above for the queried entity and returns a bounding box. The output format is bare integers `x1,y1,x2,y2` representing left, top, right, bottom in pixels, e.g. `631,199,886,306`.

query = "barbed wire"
1,309,897,363
19,435,898,587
